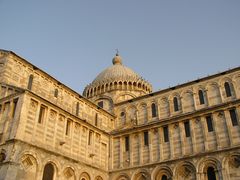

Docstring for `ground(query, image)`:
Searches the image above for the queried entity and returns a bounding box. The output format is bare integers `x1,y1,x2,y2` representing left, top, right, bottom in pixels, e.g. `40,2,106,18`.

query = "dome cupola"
83,53,152,100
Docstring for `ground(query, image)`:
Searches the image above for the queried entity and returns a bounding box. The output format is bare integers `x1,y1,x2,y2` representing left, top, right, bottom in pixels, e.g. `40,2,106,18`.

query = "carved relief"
229,155,240,168
178,166,192,178
195,117,200,124
175,163,196,179
63,167,75,179
59,115,65,121
133,171,151,180
15,64,22,73
49,110,57,119
22,157,34,170
174,123,179,129
30,99,38,111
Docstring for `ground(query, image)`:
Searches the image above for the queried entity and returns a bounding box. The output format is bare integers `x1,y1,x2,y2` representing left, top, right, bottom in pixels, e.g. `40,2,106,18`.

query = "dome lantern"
112,53,122,65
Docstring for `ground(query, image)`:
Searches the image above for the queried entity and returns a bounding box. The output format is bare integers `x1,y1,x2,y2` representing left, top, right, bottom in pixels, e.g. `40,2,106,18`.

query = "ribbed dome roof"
92,56,141,85
83,54,152,98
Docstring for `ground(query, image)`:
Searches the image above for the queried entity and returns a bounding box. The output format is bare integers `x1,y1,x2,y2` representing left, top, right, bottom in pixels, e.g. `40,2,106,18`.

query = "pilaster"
224,110,233,146
212,112,222,149
179,122,185,156
200,116,208,151
169,124,174,159
190,118,197,154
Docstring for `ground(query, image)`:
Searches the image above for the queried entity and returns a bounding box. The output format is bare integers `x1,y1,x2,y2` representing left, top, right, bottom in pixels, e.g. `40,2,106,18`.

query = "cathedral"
0,49,239,180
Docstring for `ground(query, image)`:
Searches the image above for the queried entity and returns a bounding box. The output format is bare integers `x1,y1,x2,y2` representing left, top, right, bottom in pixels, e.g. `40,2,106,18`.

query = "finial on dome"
112,49,122,65
116,49,119,56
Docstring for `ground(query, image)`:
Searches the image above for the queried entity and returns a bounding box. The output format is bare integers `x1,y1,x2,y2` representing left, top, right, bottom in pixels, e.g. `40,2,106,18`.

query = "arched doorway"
161,175,167,180
207,167,216,180
42,163,55,180
198,158,222,180
152,166,173,180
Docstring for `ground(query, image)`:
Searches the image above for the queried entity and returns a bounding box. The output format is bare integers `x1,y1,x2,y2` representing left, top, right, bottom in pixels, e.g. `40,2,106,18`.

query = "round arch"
114,173,130,180
42,162,57,180
173,161,196,180
197,157,222,180
131,169,151,180
152,165,173,180
94,176,104,180
79,172,91,180
180,90,195,113
222,152,240,179
63,167,76,180
206,82,222,105
19,153,39,180
137,102,148,124
115,92,137,103
219,77,236,98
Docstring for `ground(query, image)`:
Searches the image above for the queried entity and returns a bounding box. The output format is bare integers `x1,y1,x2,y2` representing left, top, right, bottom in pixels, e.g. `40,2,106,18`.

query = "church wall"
111,107,240,170
0,52,114,132
14,92,110,171
110,69,240,179
1,50,240,179
114,68,240,129
109,150,240,180
0,141,108,180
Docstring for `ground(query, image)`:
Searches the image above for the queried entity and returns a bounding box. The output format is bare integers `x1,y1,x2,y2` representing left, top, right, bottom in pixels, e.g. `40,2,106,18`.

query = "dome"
83,54,152,98
92,55,140,85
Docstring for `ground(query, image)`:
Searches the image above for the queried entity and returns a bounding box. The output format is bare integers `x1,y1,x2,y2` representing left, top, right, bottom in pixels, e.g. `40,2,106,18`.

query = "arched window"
207,167,216,180
151,103,157,118
114,82,118,89
162,175,168,180
119,82,123,90
173,97,179,112
224,82,232,97
138,83,141,89
42,163,54,180
90,89,93,97
27,74,34,90
198,90,205,105
101,85,104,93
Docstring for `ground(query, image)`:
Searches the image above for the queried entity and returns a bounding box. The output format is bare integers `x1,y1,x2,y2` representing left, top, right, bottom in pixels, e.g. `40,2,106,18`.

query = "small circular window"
120,112,125,117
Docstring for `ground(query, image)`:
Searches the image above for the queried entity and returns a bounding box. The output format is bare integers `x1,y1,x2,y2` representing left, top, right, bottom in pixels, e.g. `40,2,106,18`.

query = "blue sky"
0,0,239,93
